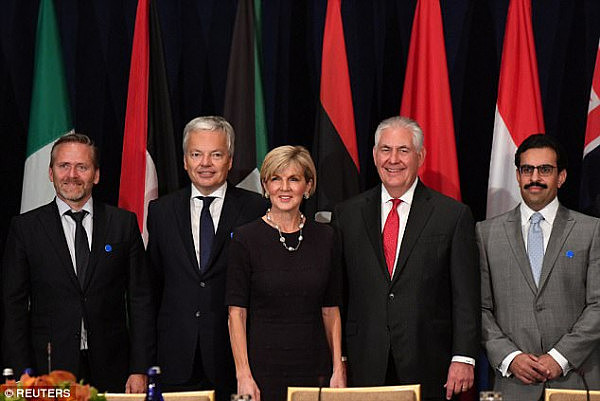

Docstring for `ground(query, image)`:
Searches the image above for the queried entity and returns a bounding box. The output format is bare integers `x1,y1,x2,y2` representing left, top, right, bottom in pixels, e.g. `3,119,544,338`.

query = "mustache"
524,182,547,189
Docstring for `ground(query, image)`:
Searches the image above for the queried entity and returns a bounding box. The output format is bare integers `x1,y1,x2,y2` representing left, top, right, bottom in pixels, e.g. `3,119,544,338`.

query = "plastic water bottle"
145,366,164,401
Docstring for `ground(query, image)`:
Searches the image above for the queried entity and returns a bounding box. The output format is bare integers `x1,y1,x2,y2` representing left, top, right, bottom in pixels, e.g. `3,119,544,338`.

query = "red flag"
119,0,178,243
308,0,360,221
486,0,544,217
580,39,600,214
400,0,460,200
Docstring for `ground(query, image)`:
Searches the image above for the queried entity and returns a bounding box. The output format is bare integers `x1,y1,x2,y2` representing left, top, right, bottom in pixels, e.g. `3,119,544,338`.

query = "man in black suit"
333,117,480,401
147,116,266,401
2,133,154,392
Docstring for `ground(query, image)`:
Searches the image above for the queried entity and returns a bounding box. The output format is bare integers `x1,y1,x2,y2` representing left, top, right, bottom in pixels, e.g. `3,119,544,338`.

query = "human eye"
211,151,223,160
76,164,89,173
539,165,554,175
379,146,390,153
189,151,200,159
399,147,410,154
520,165,534,175
57,162,70,170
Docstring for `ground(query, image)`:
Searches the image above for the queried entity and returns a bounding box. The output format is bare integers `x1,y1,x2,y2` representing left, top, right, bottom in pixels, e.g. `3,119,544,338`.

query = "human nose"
281,179,291,191
389,149,401,163
200,153,212,166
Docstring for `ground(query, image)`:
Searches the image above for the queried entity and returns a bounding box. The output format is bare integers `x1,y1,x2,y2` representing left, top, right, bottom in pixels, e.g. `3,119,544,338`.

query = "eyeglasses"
518,164,557,177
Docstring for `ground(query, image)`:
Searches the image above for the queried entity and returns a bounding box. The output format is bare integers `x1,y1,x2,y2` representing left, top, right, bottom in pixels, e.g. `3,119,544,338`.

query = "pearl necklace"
266,208,305,252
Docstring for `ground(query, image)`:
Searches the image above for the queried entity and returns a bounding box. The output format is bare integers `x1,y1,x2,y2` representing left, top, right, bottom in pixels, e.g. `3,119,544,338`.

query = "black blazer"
147,185,266,387
1,200,155,392
333,182,480,400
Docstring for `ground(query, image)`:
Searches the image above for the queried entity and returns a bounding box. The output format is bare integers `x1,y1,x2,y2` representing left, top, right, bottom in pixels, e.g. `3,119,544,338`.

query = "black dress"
226,218,341,401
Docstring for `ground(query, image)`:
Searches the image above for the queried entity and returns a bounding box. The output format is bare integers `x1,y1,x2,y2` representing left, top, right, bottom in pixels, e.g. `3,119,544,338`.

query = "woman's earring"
303,193,309,200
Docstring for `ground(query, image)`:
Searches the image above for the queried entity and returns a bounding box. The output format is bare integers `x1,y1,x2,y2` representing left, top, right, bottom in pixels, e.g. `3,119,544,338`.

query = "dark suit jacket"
333,182,480,400
1,200,155,391
146,185,266,388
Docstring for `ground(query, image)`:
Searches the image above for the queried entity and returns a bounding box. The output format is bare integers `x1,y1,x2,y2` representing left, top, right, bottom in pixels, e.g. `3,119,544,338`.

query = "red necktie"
383,198,401,277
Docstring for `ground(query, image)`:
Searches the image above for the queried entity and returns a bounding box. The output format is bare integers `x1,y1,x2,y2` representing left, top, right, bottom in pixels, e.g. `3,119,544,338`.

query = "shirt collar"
56,196,94,217
191,181,228,200
519,196,559,226
381,177,419,207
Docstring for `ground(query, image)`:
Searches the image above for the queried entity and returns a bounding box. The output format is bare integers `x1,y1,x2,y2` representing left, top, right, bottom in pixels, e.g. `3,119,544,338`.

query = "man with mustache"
2,133,155,392
146,116,266,401
479,134,600,400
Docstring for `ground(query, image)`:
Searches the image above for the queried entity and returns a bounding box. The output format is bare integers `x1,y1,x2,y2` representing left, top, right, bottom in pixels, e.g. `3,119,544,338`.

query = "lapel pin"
230,232,234,239
566,250,574,258
105,244,112,252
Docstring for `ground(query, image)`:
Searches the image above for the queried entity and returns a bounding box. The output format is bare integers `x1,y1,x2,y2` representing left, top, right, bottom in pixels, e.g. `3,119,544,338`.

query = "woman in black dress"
226,146,345,401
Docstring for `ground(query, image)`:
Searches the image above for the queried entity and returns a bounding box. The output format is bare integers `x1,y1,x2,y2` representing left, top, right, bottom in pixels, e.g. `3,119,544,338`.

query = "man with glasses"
478,134,600,400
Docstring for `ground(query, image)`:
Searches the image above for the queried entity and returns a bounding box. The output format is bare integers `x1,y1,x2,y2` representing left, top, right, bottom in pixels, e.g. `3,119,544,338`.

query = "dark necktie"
65,210,90,287
198,196,216,271
383,198,401,277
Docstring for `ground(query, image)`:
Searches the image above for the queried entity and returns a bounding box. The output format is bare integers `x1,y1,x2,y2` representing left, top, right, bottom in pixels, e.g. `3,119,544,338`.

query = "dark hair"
50,132,99,168
514,134,567,172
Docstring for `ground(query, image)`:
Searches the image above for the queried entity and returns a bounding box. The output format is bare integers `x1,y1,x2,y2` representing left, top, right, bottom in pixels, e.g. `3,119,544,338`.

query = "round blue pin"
105,244,112,252
566,250,574,258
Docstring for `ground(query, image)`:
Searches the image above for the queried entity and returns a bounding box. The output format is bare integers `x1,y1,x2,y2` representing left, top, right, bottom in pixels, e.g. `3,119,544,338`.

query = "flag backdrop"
21,0,72,213
309,0,360,221
223,0,268,194
486,0,545,218
580,39,600,216
118,0,178,243
400,0,461,201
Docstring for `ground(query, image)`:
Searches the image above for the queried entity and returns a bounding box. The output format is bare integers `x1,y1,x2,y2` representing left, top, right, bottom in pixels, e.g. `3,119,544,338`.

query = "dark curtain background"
1,0,599,262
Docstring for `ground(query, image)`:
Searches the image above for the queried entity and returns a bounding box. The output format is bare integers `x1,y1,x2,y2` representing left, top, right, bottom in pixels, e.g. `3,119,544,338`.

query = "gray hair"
373,116,424,151
183,116,235,156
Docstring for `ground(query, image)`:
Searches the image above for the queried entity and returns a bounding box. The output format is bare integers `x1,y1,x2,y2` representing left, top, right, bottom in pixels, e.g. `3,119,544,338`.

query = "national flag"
400,0,461,200
580,39,600,216
309,0,360,222
486,0,545,218
118,0,179,243
21,0,73,213
223,0,268,194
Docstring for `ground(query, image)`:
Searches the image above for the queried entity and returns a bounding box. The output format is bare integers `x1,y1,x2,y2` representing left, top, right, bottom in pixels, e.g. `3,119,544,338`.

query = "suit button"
200,282,206,288
535,304,545,312
389,293,395,300
195,311,201,318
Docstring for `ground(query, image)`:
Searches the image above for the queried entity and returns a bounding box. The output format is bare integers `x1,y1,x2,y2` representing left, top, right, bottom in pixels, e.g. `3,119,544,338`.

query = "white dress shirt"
380,178,475,367
190,182,227,267
56,196,93,350
498,197,570,376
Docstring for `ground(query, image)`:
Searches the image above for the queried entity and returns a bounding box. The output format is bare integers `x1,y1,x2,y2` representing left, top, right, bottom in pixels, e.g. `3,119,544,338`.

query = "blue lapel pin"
105,244,112,252
566,250,574,258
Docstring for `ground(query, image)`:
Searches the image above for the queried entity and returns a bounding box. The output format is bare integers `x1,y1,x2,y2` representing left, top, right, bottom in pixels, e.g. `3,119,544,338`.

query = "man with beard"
479,134,600,400
2,133,154,392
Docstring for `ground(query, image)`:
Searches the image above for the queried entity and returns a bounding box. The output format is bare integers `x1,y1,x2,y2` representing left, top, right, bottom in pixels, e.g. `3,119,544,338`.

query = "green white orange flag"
21,0,72,213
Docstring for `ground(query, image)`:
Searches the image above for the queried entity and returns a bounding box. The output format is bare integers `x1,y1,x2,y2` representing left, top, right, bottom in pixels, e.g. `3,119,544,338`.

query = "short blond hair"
260,145,317,196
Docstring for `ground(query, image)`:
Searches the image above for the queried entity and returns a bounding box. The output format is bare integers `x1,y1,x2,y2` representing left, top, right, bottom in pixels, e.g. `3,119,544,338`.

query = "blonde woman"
226,146,345,401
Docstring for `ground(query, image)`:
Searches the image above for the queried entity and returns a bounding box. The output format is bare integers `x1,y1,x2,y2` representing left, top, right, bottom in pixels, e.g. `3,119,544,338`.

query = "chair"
105,390,215,401
545,388,600,401
287,385,420,401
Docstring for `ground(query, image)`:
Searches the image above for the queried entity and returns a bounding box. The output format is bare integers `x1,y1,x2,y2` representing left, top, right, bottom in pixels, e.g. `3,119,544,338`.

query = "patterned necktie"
65,210,90,287
527,212,544,287
383,198,401,278
198,196,216,271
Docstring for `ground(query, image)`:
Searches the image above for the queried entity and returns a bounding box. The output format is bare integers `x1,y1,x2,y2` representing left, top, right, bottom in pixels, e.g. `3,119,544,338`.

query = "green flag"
21,0,72,212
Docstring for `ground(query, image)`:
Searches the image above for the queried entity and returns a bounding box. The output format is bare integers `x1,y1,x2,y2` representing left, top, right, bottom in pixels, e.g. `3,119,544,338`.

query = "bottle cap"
3,368,13,376
147,366,161,375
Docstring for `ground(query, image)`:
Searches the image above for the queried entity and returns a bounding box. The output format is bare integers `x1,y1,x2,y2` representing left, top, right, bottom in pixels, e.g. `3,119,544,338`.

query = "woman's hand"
329,363,347,388
238,375,261,401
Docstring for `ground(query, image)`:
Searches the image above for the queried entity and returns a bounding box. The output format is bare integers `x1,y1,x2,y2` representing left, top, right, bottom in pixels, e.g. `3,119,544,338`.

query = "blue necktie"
65,210,90,287
198,196,216,271
527,212,544,287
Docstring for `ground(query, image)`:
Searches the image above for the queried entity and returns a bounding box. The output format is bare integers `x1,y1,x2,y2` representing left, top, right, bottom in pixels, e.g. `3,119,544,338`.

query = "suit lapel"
538,205,574,292
393,181,433,281
504,207,538,294
39,201,81,289
84,201,109,291
174,187,202,278
361,186,389,282
207,186,243,272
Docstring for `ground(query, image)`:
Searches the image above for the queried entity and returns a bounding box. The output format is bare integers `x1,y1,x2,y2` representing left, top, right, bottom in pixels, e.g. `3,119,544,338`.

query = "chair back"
545,388,600,401
105,390,215,401
287,385,420,401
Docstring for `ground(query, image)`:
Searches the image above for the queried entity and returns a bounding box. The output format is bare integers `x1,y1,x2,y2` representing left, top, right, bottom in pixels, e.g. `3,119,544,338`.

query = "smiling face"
184,129,232,195
49,142,100,210
373,126,425,198
516,147,566,211
263,162,312,215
